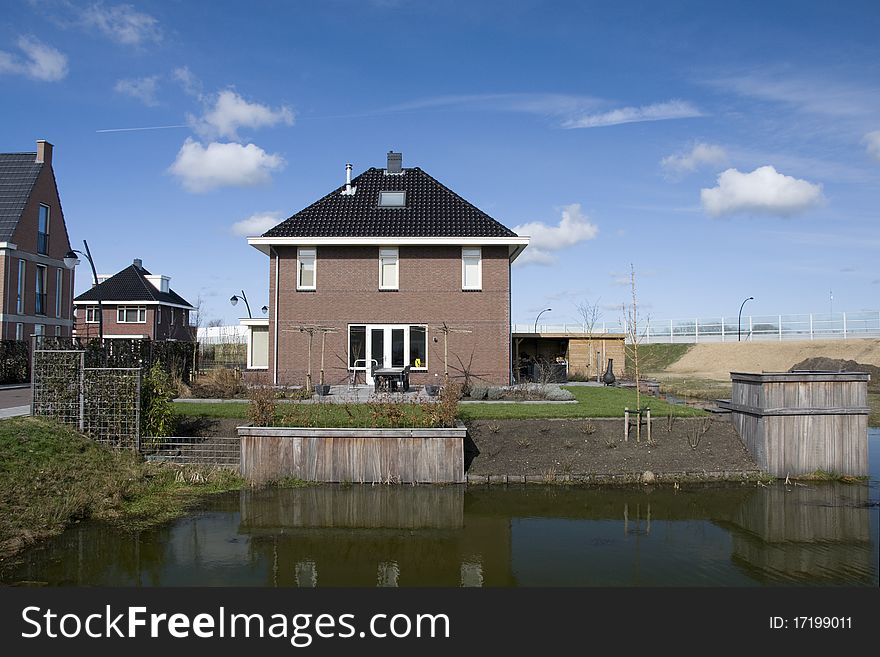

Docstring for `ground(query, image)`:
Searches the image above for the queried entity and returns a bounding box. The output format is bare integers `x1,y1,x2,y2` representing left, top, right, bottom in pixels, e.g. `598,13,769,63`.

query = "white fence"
196,325,248,345
515,310,880,343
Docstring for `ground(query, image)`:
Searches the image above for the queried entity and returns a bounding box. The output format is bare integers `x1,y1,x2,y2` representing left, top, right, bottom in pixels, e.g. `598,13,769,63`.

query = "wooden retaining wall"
238,424,467,484
722,371,869,477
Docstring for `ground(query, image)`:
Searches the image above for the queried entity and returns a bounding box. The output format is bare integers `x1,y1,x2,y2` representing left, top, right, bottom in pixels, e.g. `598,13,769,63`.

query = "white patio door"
365,325,407,384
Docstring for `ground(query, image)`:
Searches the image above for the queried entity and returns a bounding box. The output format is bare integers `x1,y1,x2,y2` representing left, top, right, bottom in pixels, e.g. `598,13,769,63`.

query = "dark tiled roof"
0,153,42,242
74,263,194,308
263,167,518,238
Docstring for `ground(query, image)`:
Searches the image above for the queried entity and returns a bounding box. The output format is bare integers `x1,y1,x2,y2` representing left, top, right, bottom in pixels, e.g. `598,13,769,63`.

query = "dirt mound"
663,339,880,380
790,358,879,391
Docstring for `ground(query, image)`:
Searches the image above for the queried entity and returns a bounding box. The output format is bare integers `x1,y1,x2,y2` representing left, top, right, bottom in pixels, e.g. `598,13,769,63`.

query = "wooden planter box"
238,423,467,484
720,371,869,477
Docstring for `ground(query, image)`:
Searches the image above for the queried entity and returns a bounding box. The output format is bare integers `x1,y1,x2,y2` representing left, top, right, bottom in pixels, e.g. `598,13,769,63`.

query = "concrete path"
0,385,31,417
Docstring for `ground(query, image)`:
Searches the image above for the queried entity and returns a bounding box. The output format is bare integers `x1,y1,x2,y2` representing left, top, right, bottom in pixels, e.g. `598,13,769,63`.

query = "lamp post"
261,305,268,315
64,240,102,342
738,296,754,342
534,308,551,334
230,290,252,319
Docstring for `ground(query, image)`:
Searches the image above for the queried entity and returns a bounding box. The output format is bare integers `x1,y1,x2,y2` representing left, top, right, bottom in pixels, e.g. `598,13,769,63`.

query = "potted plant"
425,374,440,397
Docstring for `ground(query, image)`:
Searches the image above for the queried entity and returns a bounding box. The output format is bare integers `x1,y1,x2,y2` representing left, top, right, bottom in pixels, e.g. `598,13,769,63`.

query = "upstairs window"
85,306,100,323
297,247,316,290
35,264,47,315
462,247,482,290
37,205,50,255
379,247,399,290
55,268,62,318
170,307,176,325
378,191,405,207
16,259,25,314
117,306,146,323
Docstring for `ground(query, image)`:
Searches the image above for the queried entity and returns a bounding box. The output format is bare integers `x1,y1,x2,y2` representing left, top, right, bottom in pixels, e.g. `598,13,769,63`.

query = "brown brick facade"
74,304,194,341
268,245,511,386
1,160,74,339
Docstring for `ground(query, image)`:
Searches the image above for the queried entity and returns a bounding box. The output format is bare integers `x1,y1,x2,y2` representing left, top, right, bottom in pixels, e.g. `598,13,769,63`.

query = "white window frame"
117,306,147,323
85,306,100,323
170,307,175,325
55,268,62,318
378,247,399,290
34,324,44,337
347,324,428,373
15,323,23,341
297,247,316,291
157,306,161,324
54,325,61,337
462,247,482,290
16,259,25,314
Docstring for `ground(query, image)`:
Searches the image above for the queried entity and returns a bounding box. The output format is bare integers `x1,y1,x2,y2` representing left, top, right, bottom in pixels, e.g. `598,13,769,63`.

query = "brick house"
73,259,196,341
247,152,529,386
0,140,75,340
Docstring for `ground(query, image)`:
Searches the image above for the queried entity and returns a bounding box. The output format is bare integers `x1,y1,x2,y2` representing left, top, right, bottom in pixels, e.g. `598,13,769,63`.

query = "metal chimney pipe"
345,163,352,194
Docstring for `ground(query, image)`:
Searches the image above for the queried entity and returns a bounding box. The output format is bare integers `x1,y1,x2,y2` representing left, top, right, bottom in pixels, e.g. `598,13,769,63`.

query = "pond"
3,431,878,587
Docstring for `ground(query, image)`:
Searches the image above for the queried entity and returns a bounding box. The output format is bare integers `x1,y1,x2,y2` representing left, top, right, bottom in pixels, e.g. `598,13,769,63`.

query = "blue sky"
2,0,878,327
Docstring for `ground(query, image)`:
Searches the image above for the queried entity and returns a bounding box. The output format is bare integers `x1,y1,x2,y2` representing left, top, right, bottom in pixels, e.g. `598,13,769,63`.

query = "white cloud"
190,89,294,140
0,36,68,81
173,66,203,98
700,166,824,217
168,139,286,193
864,131,880,161
512,203,598,266
81,3,161,46
562,100,702,129
661,142,727,177
231,211,283,236
114,75,160,106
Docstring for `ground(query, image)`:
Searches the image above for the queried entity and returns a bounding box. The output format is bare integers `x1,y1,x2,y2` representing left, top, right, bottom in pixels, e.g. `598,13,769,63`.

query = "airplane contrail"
96,124,188,133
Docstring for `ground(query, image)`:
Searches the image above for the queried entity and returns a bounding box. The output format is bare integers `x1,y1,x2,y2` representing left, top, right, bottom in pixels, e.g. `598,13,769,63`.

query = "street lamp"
534,308,552,334
738,296,754,342
64,240,102,342
261,305,268,315
230,290,252,318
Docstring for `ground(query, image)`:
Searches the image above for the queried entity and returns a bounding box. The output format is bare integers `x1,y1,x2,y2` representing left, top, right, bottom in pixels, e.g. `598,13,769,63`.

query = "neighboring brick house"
0,140,75,340
247,152,529,386
73,259,196,341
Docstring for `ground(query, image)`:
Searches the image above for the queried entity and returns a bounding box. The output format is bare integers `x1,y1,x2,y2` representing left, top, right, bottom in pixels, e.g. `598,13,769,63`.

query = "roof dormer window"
378,191,405,207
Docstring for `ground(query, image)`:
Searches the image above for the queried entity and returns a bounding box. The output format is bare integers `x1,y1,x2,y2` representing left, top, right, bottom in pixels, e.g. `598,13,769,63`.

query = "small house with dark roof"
73,258,196,341
0,140,75,340
248,151,529,386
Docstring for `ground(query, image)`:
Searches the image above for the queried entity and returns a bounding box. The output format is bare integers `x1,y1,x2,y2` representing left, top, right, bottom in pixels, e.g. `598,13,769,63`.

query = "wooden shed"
512,332,626,382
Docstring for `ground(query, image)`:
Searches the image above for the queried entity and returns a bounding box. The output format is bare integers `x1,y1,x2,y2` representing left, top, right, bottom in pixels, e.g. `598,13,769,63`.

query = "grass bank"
0,417,244,559
172,385,706,424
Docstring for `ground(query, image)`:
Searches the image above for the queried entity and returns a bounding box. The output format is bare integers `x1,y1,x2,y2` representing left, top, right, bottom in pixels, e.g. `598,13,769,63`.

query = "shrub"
543,385,575,401
247,383,277,427
469,385,489,400
141,363,175,438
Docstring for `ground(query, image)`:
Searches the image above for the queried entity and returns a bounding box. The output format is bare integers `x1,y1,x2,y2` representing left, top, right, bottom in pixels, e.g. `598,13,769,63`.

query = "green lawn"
173,386,706,424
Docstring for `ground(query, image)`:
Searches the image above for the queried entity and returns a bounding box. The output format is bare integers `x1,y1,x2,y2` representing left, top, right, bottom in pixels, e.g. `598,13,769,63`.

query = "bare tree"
575,298,602,378
189,293,207,382
621,265,652,443
207,318,224,328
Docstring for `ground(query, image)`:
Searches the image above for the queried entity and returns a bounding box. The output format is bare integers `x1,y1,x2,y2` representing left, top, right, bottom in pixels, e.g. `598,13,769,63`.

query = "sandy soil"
663,339,880,380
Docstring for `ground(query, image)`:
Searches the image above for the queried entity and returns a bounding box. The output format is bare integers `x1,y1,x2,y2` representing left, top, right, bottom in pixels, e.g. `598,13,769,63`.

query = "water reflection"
3,477,876,587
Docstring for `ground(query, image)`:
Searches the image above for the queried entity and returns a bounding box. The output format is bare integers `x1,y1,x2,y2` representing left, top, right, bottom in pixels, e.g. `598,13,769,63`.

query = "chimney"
341,162,356,195
386,151,402,174
133,258,143,268
35,140,53,166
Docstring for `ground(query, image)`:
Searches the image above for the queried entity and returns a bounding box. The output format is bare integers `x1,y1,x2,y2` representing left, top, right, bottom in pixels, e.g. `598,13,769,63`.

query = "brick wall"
268,244,511,386
2,162,74,338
